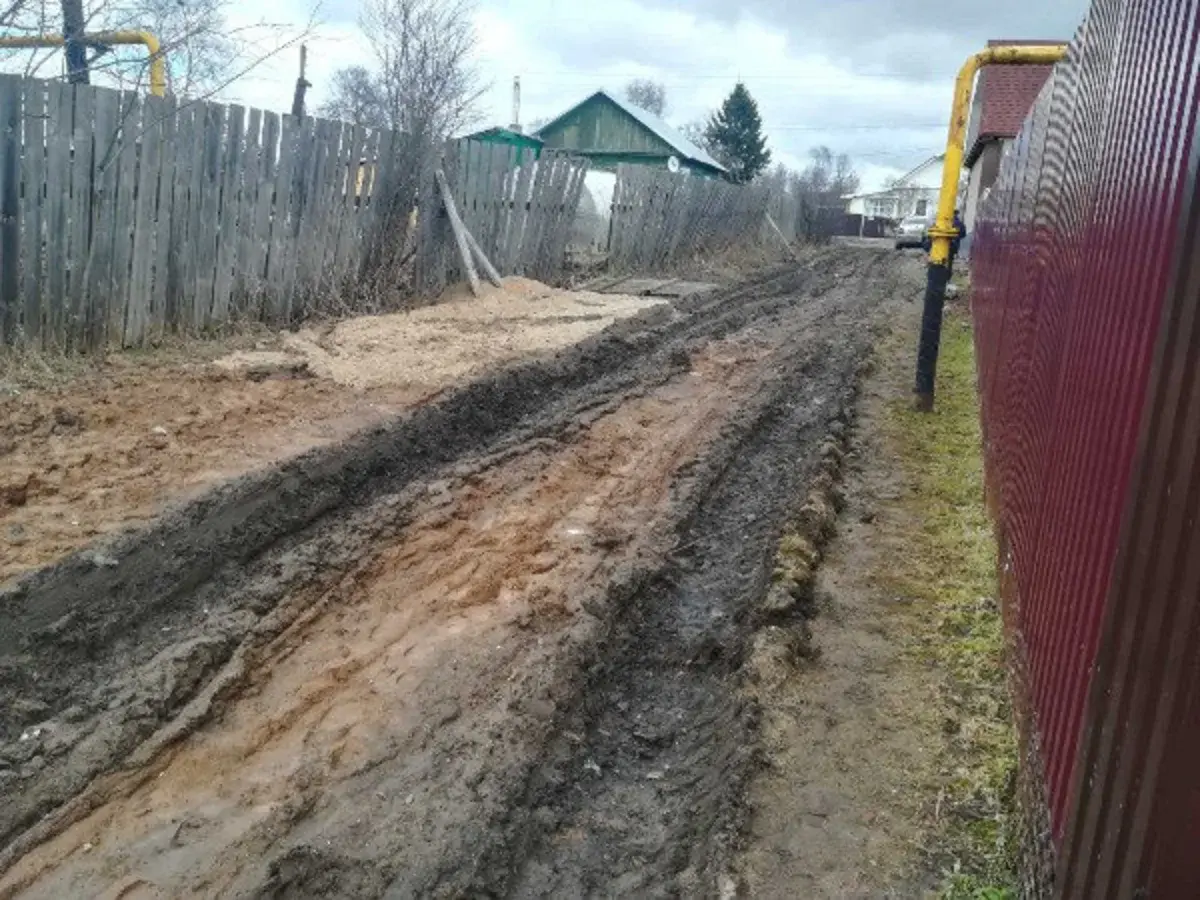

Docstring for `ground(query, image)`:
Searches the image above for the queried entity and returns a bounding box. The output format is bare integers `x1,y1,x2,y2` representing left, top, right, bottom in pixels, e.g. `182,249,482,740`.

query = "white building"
844,155,945,221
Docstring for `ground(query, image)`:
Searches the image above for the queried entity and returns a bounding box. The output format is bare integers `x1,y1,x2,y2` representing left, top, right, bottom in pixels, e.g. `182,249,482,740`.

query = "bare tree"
357,0,486,139
680,119,721,158
795,146,860,204
624,78,666,117
319,65,388,128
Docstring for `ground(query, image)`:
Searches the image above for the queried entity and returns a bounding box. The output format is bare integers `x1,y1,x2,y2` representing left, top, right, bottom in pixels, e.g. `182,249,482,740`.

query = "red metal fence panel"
971,0,1200,893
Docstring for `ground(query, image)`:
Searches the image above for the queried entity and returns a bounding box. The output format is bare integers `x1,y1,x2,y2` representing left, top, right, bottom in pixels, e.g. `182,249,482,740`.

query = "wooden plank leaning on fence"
435,168,481,296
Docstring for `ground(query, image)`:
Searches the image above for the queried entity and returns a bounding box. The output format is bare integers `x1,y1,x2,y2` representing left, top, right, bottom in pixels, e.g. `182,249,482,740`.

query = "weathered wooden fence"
607,164,771,270
0,73,415,350
0,73,593,352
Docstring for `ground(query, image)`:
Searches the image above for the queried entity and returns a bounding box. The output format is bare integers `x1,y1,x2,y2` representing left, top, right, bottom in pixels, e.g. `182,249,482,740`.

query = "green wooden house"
533,90,727,177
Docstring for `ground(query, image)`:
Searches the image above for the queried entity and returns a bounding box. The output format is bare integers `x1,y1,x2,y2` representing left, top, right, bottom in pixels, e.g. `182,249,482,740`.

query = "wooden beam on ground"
435,168,481,297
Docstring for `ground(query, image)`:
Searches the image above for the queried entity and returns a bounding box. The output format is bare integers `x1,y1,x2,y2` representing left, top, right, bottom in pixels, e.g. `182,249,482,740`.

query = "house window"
915,199,928,215
866,198,895,218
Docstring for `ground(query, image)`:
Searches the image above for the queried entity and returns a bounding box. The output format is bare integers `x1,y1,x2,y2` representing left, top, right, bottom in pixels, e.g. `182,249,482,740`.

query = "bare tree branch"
624,78,666,117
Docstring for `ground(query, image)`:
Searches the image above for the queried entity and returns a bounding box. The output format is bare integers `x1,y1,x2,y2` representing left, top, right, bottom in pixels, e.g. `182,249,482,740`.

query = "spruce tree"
704,83,772,184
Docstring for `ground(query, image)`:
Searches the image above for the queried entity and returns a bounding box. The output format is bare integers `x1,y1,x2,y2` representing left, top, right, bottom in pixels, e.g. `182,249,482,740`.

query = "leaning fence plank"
147,94,177,342
436,167,480,296
19,78,46,345
43,81,70,346
0,75,20,343
108,91,141,346
126,92,164,345
517,153,551,274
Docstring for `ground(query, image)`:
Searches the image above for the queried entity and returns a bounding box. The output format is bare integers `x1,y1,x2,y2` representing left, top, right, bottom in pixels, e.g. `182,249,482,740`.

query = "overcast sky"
191,0,1087,190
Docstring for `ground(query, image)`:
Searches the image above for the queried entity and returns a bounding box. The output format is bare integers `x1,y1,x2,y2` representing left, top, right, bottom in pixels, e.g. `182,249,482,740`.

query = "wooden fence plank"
43,81,70,347
19,78,46,345
0,76,20,343
180,103,208,330
264,114,298,321
85,87,120,350
545,157,578,276
193,102,226,328
247,110,279,312
108,91,141,345
517,153,551,274
294,116,333,312
278,115,312,322
310,118,347,298
481,143,507,262
147,94,177,342
233,107,262,313
503,147,532,272
165,103,196,329
211,104,245,325
126,92,164,346
330,123,366,285
64,85,93,349
413,135,441,294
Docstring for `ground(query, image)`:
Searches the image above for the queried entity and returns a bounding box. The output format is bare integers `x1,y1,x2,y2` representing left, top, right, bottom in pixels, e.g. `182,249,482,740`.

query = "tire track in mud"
0,248,904,898
470,269,890,900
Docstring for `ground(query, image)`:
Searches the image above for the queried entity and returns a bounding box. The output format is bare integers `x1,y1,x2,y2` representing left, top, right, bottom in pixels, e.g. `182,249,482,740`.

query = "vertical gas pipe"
914,44,1067,411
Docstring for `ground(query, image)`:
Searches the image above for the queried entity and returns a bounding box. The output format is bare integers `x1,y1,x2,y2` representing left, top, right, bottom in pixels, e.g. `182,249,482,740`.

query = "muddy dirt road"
0,247,921,898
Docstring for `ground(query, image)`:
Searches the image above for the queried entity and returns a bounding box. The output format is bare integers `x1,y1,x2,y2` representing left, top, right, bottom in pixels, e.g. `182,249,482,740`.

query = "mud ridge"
451,299,887,897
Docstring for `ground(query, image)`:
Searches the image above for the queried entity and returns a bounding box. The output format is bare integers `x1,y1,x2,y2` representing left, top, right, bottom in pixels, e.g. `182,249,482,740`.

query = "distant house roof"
843,154,945,200
534,90,727,174
462,126,544,146
965,39,1059,166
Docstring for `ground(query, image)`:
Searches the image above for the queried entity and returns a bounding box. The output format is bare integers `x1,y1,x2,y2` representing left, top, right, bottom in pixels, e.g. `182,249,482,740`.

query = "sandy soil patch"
0,278,662,582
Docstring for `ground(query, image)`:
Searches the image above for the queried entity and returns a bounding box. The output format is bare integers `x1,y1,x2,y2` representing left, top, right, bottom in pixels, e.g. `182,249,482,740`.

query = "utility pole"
60,0,88,84
291,44,310,118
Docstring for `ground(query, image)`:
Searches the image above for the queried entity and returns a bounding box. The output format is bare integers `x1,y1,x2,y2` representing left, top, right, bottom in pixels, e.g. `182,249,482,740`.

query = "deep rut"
474,282,882,899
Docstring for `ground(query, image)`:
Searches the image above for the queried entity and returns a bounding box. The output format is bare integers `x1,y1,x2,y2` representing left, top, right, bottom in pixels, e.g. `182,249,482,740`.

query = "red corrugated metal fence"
970,1,1200,895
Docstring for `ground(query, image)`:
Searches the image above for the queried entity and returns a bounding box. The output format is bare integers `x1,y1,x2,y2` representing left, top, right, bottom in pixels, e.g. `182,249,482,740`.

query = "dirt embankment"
0,247,920,899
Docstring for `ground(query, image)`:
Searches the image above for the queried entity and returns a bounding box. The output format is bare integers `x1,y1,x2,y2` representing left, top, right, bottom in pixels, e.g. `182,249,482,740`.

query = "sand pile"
216,278,665,391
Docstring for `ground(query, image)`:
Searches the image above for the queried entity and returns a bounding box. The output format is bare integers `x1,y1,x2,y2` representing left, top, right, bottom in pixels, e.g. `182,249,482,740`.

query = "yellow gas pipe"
0,30,166,96
914,43,1068,410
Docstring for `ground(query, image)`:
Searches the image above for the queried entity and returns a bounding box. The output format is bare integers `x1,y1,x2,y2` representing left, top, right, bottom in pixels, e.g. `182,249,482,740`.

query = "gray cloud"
645,0,1090,78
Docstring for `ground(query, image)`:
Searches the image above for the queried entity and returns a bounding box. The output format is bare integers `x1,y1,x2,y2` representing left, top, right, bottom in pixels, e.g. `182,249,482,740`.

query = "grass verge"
881,303,1018,898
